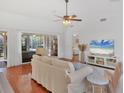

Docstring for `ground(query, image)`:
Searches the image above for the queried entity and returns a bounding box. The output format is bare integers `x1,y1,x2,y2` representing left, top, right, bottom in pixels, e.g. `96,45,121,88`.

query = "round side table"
87,70,109,93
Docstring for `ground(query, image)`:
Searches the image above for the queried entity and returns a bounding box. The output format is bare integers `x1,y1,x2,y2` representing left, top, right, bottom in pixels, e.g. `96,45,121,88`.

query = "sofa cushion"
40,56,52,65
52,59,75,73
32,54,41,60
36,48,48,56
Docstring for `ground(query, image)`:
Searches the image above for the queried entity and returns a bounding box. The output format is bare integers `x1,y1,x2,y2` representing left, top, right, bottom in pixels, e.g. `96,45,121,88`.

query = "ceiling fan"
55,0,82,25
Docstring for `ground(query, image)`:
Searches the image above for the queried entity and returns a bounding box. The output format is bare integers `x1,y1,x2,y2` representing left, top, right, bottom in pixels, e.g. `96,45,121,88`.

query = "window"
22,33,58,56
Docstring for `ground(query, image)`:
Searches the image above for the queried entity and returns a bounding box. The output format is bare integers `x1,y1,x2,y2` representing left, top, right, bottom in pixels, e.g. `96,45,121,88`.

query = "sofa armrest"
67,66,93,83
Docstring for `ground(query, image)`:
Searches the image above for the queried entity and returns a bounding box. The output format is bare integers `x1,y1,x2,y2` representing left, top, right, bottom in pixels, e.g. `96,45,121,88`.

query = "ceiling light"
55,0,82,25
63,20,71,25
2,33,5,36
33,35,36,37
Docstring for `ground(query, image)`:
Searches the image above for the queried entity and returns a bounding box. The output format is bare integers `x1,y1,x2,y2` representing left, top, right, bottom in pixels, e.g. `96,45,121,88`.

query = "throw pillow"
73,62,83,70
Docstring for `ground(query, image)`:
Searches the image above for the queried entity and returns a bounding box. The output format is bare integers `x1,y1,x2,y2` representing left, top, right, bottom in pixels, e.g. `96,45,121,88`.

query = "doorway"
0,32,7,68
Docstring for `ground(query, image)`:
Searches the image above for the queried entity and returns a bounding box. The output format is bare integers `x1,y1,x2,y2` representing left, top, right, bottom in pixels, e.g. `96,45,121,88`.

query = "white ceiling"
0,0,66,19
0,0,121,17
0,0,122,33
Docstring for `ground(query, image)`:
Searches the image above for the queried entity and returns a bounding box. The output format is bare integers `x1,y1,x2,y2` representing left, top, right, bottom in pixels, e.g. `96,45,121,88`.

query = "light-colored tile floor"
0,72,14,93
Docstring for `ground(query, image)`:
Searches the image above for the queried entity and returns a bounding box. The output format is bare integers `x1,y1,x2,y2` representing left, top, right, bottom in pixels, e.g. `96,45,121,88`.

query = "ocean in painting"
90,40,114,55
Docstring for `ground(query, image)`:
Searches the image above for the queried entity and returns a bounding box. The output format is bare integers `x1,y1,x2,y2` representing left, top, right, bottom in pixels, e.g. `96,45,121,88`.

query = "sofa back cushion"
32,54,41,61
52,59,75,73
32,55,75,73
40,56,52,65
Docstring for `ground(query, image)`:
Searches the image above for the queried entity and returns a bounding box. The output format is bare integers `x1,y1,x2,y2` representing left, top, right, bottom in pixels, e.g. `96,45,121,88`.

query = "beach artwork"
90,40,114,55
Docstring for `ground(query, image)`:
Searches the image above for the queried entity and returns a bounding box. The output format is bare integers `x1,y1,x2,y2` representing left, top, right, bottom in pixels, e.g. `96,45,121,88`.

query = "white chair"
35,48,48,56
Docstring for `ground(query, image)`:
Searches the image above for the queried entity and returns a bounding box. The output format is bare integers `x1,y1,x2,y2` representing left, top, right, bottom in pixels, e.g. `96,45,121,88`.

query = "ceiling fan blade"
68,15,77,19
53,19,62,22
70,19,82,21
55,15,63,19
71,15,77,18
54,0,82,24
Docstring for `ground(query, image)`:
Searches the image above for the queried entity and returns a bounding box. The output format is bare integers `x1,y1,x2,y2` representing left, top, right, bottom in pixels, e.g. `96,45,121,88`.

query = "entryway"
0,32,7,68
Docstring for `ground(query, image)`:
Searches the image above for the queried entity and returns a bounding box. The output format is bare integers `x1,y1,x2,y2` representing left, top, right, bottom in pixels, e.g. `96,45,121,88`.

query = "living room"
0,0,123,93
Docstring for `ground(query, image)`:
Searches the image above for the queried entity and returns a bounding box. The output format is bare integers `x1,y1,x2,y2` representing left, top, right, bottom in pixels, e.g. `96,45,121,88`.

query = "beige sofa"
31,55,93,93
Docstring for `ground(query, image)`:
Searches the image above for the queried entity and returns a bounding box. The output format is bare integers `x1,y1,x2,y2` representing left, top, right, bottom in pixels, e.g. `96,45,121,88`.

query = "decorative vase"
78,44,87,63
79,51,85,63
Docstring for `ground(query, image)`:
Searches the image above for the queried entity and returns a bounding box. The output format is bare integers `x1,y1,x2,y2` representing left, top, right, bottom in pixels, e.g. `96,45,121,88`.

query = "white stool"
87,70,109,93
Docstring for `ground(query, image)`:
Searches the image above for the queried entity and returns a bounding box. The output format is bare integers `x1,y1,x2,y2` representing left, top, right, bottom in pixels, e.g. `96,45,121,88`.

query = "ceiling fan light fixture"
63,20,71,25
54,0,82,25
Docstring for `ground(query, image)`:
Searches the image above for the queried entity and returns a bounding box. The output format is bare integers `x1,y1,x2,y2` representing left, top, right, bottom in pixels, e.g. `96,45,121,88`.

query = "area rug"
0,72,14,93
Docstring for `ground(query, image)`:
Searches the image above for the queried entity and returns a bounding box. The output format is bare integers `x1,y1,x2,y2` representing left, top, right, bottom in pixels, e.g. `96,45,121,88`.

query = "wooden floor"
1,63,50,93
0,63,110,93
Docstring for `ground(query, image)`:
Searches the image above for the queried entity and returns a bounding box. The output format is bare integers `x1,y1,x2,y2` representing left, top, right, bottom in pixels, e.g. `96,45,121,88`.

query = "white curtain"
7,30,22,67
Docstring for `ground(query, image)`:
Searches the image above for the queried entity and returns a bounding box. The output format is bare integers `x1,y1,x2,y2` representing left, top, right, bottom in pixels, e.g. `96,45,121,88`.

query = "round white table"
87,70,109,93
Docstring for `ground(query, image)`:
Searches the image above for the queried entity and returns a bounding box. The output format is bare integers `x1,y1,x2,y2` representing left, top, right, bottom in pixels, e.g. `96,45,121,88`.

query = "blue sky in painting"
90,40,114,49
